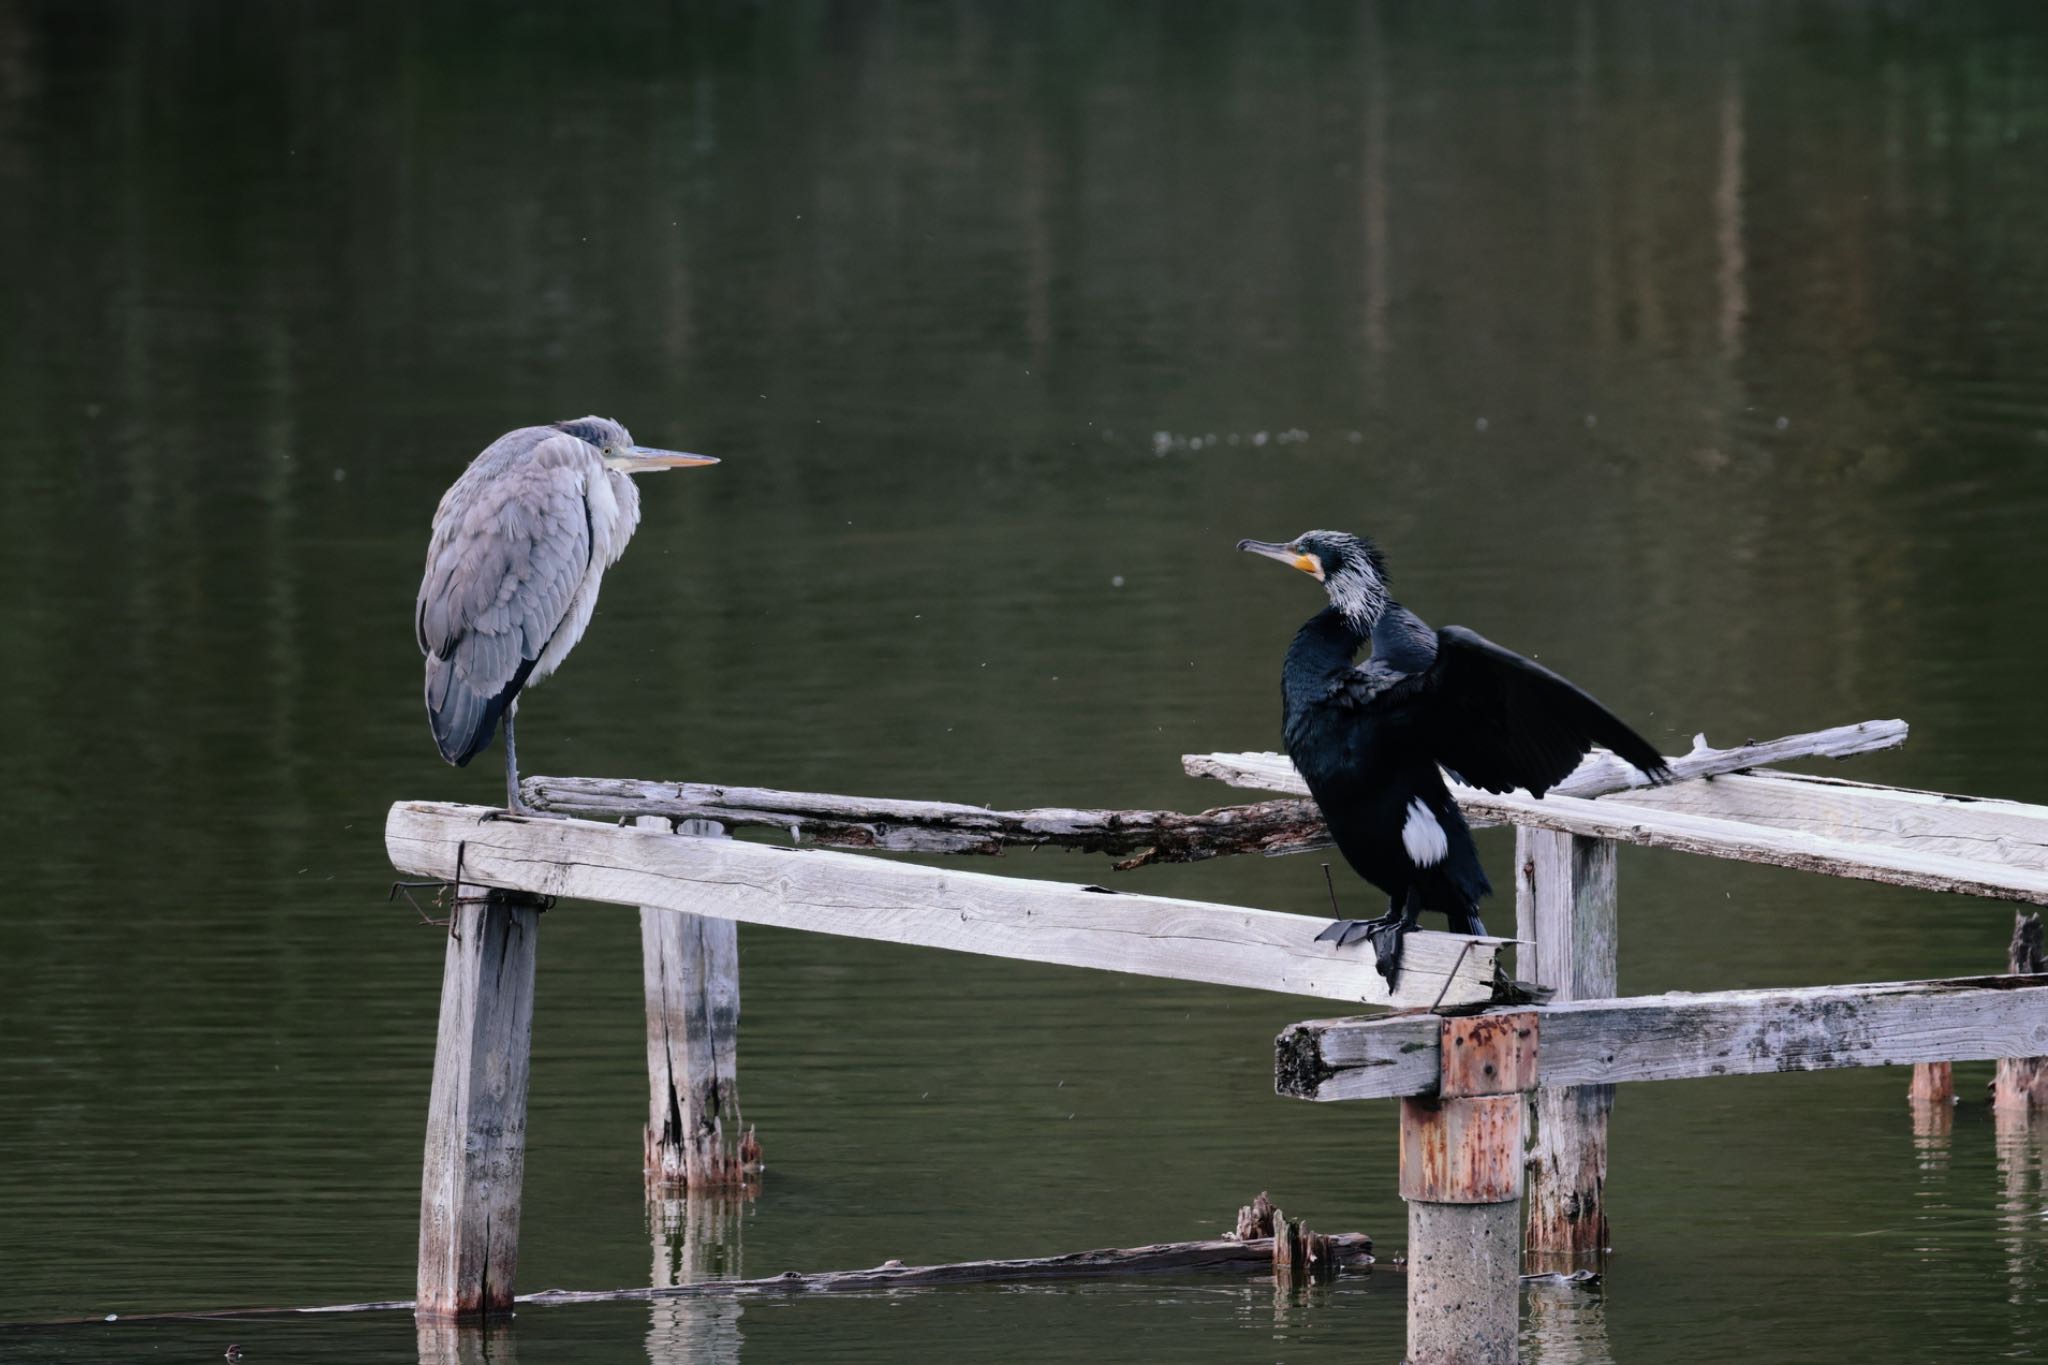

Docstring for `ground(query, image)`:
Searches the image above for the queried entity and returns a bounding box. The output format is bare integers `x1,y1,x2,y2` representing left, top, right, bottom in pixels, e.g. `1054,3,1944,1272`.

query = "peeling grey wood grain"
1514,829,1616,1259
1186,718,1908,801
386,802,1505,1008
1279,975,2048,1101
1191,724,2048,905
417,890,545,1318
639,817,753,1191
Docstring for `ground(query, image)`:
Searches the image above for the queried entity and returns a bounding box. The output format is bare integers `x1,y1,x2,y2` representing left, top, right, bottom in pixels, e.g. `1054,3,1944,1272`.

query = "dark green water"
3,2,2047,1360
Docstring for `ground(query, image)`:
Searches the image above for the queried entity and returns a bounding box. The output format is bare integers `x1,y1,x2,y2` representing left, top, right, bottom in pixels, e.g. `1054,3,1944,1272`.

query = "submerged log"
525,721,1904,870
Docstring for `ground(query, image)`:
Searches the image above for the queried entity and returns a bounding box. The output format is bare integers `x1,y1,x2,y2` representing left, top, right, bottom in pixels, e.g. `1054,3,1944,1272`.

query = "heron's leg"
502,704,535,816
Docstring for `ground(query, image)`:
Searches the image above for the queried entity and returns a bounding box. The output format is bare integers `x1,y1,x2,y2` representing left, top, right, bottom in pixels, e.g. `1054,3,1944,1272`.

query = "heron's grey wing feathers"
417,455,593,766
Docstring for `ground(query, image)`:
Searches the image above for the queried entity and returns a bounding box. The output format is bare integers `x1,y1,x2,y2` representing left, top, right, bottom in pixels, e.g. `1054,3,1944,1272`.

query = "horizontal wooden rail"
386,803,1507,1008
1277,974,2048,1101
522,721,1905,869
1190,723,2048,906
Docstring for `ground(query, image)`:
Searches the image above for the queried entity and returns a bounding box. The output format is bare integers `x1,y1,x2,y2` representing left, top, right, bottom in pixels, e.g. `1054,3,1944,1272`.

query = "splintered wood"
1995,912,2048,1111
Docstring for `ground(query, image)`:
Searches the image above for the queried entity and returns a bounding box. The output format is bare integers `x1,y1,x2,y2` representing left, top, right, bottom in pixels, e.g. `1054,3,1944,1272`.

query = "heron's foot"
483,796,569,822
1315,912,1413,985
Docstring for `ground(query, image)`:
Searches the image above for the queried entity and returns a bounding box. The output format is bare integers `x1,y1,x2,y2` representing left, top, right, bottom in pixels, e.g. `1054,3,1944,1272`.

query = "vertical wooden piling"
1402,1013,1539,1365
1994,912,2048,1112
417,887,547,1319
1514,829,1616,1261
639,817,756,1190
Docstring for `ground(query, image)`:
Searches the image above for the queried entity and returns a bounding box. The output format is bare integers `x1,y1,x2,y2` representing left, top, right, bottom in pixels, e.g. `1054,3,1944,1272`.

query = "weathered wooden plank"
639,818,756,1191
1185,718,1907,801
417,889,546,1319
1597,770,2048,872
1278,975,2048,1101
386,802,1506,1008
1515,829,1617,1259
1194,739,2048,904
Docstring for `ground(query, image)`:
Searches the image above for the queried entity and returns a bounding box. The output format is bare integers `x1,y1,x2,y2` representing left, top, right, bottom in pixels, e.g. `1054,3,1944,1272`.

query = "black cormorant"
1237,530,1671,984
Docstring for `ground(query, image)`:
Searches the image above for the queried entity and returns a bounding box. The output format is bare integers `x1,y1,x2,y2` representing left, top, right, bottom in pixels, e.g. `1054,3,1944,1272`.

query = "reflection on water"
646,1195,747,1365
3,1,2048,1362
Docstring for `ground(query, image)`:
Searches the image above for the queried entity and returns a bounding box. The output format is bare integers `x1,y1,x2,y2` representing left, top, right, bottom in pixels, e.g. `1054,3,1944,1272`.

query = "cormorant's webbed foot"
1315,911,1415,986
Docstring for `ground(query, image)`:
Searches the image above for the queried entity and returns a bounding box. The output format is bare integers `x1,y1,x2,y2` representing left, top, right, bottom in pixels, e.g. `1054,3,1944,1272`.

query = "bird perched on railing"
416,417,718,816
1237,531,1670,984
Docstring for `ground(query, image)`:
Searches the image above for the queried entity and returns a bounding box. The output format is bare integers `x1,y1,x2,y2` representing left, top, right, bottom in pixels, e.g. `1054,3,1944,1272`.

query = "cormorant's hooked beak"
1237,538,1325,581
606,446,720,474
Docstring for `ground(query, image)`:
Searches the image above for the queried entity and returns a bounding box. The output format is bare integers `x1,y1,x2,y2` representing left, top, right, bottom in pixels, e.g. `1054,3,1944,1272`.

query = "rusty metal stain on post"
1399,1094,1526,1204
1438,1012,1540,1099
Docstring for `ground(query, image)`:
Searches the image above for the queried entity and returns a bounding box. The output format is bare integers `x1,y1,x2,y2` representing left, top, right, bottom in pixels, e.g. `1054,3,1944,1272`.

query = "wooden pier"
386,716,2048,1359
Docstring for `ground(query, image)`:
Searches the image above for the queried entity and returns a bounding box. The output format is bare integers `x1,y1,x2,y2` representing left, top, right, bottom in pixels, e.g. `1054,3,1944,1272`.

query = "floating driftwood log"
524,721,1906,869
27,1228,1376,1327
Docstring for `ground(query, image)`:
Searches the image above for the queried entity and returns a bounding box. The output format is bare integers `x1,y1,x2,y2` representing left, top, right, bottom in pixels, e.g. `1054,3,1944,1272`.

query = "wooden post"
639,817,757,1190
1993,912,2048,1112
417,887,547,1319
1514,829,1616,1262
1403,1013,1539,1365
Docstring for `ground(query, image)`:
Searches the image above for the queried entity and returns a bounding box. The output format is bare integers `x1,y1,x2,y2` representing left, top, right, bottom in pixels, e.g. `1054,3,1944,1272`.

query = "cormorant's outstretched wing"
416,449,592,766
1408,625,1670,797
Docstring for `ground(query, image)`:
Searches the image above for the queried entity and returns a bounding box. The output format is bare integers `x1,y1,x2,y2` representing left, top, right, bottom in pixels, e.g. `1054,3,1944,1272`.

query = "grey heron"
416,416,718,815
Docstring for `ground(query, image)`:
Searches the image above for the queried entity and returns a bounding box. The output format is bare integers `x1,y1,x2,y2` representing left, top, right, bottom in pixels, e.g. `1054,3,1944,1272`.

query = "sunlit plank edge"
385,801,1504,1008
1277,975,2048,1100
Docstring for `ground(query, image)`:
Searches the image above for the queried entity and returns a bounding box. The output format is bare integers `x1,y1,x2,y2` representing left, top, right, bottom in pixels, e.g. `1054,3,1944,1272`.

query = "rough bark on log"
1994,912,2048,1111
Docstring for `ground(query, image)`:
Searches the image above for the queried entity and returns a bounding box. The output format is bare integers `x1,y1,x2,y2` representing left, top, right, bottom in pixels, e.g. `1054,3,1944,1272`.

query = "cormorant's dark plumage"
1240,530,1672,983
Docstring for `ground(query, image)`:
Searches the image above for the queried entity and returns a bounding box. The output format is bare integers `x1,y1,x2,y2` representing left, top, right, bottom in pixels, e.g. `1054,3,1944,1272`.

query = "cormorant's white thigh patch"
1402,798,1448,866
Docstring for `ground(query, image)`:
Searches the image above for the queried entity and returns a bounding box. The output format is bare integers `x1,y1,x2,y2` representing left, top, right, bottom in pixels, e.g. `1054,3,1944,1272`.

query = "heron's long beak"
1237,538,1323,577
608,446,720,474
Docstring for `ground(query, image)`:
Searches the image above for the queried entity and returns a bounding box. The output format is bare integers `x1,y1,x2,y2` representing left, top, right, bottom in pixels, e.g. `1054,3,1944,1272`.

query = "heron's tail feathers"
425,653,535,767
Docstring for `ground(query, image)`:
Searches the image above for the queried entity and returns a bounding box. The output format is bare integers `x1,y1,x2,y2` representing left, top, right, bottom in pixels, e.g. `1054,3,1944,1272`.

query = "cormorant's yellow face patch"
1294,552,1325,580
